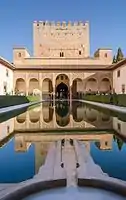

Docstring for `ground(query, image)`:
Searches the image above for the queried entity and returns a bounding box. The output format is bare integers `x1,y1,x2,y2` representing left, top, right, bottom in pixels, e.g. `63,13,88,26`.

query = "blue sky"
0,0,126,61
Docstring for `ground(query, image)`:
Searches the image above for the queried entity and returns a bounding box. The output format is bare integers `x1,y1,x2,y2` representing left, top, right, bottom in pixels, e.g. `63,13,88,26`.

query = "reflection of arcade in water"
15,101,112,131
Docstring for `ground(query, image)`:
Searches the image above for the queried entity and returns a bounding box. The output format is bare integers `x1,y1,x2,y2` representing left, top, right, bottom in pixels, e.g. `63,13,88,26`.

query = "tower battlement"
33,20,88,28
33,20,90,58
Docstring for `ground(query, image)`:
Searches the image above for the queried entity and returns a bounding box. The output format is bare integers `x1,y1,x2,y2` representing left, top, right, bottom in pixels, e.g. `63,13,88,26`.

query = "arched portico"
55,74,70,99
86,78,98,94
14,71,113,98
29,78,40,95
100,78,111,93
42,78,53,100
72,78,83,98
15,78,26,95
56,82,69,99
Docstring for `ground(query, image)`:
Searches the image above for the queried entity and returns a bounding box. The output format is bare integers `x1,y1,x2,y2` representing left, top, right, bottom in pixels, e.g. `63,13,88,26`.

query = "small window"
122,84,125,94
6,69,9,77
117,70,120,77
18,52,21,57
37,23,39,26
105,53,107,57
60,52,64,57
79,51,81,55
20,143,23,148
117,123,121,131
7,126,10,133
4,85,7,93
105,142,108,146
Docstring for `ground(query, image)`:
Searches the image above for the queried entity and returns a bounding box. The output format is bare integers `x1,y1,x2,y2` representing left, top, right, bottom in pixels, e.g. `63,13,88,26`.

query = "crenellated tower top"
33,20,89,28
33,20,90,57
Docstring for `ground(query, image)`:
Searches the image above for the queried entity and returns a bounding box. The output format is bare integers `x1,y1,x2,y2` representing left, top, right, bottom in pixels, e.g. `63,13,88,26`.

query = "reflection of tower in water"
35,142,50,174
15,135,50,174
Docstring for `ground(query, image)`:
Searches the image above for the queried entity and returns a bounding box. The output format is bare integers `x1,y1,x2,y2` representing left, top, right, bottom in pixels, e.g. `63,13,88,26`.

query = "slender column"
39,73,42,100
69,74,73,112
26,73,29,96
70,85,72,111
83,79,86,95
13,79,16,95
97,74,101,94
52,73,55,105
97,80,100,94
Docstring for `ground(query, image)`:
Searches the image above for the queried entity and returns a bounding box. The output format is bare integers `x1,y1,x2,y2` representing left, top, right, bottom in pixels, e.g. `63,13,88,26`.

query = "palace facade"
0,20,126,96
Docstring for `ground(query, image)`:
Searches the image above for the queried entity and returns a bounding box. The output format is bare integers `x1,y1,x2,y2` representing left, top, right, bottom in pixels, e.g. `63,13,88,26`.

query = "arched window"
60,52,64,57
79,51,81,55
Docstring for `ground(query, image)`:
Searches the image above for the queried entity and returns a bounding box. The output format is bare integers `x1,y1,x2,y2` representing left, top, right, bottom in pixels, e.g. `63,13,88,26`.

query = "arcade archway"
100,78,111,93
29,78,39,95
55,74,69,99
86,78,97,93
15,78,26,95
42,78,53,100
56,82,68,99
72,78,83,98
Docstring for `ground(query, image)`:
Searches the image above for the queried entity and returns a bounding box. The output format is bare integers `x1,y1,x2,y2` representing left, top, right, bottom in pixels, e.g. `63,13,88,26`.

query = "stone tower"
33,21,90,58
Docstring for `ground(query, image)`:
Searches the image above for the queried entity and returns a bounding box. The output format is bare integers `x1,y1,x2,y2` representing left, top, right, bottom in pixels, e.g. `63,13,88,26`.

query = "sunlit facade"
0,21,126,96
13,21,113,98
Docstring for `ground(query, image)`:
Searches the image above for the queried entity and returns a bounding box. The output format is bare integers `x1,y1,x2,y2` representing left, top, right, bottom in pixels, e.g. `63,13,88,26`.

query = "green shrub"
0,95,29,108
27,95,40,102
84,94,126,107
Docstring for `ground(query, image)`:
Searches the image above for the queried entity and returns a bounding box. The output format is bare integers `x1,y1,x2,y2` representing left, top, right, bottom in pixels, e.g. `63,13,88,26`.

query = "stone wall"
33,21,90,58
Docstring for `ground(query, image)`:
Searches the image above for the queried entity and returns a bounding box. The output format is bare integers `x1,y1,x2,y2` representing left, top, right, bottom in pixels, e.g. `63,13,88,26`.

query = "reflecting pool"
0,100,126,183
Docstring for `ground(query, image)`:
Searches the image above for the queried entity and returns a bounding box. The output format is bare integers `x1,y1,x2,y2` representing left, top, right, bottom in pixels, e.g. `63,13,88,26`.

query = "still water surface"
0,101,126,183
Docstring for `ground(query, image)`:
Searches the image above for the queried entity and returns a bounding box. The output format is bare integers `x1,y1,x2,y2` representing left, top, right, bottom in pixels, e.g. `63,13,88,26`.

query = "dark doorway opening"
56,82,69,99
